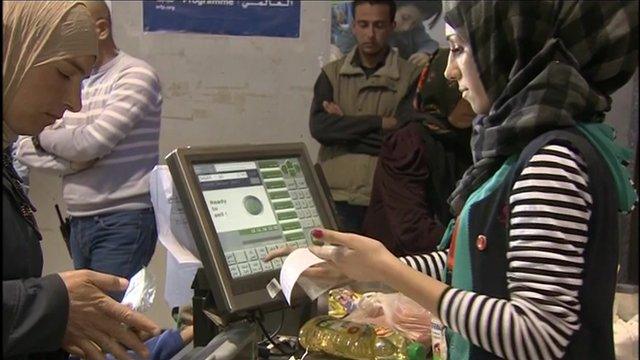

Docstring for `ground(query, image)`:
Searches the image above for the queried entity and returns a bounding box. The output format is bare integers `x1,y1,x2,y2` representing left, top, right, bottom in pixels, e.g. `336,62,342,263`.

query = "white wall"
114,1,332,161
34,1,637,329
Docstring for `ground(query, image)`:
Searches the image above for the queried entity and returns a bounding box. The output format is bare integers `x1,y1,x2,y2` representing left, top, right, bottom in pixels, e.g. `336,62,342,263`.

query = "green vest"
318,47,420,206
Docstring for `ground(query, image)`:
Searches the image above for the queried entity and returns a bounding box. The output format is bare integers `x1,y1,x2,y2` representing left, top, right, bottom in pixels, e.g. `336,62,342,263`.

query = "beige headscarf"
3,1,98,150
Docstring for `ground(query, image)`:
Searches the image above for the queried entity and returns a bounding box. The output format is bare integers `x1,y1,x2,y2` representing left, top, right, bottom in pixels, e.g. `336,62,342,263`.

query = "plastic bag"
296,273,342,302
614,314,638,360
344,292,431,345
121,267,156,313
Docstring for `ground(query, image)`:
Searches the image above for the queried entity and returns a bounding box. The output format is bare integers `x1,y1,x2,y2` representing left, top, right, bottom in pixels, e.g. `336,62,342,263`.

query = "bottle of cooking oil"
298,315,426,360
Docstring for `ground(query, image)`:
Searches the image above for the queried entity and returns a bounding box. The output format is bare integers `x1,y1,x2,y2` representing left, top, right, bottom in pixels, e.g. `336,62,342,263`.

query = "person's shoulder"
517,129,590,179
321,55,350,84
117,52,160,80
325,47,358,71
323,54,348,72
533,142,587,168
118,52,156,69
524,129,587,158
122,53,157,76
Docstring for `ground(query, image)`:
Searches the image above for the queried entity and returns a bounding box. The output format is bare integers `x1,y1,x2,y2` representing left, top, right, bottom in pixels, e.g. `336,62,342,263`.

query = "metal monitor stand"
185,269,258,360
192,268,219,347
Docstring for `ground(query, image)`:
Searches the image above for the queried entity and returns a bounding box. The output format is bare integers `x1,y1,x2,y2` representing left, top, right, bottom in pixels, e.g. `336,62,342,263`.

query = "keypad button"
250,261,262,273
246,249,258,261
256,246,268,258
262,261,273,270
229,265,240,278
266,244,279,252
234,250,247,263
225,253,236,265
239,263,251,276
272,258,283,268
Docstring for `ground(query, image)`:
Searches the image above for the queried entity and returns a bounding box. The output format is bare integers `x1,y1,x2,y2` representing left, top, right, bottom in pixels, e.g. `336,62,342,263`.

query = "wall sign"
143,0,301,38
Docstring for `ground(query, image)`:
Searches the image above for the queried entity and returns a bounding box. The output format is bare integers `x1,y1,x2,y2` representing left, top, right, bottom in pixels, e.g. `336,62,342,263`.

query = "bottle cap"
407,342,427,360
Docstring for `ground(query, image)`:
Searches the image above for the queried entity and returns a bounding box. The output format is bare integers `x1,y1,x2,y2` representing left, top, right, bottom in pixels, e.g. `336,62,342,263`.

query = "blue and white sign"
143,0,300,38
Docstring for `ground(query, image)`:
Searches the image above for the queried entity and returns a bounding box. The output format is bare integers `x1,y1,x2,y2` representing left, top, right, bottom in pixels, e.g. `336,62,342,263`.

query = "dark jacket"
362,122,471,256
3,150,69,360
362,48,474,255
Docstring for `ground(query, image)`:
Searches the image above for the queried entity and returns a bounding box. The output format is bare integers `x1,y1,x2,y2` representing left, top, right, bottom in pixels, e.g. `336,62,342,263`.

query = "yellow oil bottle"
298,315,426,360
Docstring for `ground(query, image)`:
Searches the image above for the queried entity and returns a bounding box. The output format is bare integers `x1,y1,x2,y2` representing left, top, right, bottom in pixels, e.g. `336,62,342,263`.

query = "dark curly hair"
351,0,397,22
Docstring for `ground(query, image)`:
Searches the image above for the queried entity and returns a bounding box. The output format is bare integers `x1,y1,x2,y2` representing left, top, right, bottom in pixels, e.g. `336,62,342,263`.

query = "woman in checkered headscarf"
444,1,639,215
294,2,639,359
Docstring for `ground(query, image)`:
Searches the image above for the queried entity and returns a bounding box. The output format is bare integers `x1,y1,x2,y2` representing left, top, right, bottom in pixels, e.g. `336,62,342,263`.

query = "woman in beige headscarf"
3,2,160,360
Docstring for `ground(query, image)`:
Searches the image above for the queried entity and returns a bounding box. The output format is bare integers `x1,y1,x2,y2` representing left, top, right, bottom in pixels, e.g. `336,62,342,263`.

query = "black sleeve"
309,71,383,146
3,275,69,356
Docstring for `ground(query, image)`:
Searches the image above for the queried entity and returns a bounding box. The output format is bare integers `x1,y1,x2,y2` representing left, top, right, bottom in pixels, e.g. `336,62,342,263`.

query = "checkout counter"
162,143,340,359
158,141,640,359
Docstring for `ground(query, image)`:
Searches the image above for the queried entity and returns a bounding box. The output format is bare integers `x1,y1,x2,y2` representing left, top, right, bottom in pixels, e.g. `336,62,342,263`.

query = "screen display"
193,158,322,279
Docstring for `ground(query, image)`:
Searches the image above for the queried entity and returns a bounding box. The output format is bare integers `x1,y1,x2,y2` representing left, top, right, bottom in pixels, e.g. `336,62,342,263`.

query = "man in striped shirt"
15,0,162,300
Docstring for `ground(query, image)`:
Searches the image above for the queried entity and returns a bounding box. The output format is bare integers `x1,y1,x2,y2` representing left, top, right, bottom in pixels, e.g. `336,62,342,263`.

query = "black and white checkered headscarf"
444,1,639,215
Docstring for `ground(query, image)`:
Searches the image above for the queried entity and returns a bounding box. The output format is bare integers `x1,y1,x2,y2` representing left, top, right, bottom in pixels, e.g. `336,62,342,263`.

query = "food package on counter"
328,287,363,318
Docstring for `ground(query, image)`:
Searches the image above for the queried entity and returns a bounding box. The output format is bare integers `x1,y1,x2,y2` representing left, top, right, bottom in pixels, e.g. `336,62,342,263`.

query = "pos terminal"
165,142,338,358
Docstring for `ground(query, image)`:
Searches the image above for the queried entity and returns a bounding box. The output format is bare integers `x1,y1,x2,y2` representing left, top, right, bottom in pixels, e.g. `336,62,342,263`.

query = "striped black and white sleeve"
438,144,592,360
399,251,448,281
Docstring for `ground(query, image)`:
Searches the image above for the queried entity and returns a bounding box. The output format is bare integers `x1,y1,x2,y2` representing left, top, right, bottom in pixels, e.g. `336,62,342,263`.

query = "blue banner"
143,0,300,38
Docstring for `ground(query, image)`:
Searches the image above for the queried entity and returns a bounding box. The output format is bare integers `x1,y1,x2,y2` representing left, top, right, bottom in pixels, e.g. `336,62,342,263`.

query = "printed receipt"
279,248,325,305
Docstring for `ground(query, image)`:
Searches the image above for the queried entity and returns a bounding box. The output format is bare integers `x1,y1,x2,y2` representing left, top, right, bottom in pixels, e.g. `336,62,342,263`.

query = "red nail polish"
311,229,324,238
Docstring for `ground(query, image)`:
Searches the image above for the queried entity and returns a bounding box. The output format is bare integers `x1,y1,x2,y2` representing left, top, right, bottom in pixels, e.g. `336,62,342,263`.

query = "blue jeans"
70,208,158,300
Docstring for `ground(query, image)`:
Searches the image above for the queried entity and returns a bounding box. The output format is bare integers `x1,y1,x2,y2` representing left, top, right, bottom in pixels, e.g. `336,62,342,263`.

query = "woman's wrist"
379,254,450,316
379,254,407,285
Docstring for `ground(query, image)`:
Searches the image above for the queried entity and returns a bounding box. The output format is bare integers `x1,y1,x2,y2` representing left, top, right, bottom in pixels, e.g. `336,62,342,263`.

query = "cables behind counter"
251,308,298,357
